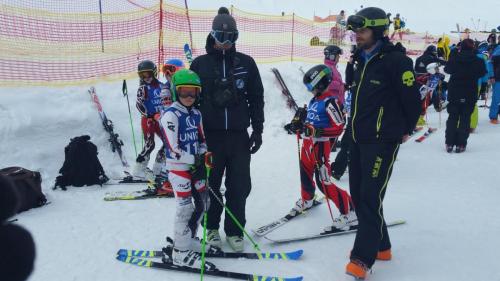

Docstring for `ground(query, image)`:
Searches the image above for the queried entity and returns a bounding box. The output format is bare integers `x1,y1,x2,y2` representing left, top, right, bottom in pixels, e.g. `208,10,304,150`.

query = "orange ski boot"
346,259,369,280
376,249,392,261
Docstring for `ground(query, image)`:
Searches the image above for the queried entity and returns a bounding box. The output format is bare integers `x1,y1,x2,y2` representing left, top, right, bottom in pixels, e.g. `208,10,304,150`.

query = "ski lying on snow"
116,255,303,281
103,188,173,201
252,198,324,237
415,128,438,143
117,247,303,261
264,219,406,243
106,171,151,185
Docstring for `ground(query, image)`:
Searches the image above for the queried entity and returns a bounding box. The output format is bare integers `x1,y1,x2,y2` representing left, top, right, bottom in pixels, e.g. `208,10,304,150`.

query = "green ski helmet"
170,69,202,101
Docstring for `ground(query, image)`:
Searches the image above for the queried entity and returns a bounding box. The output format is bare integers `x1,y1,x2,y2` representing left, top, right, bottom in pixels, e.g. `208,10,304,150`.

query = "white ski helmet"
426,62,440,74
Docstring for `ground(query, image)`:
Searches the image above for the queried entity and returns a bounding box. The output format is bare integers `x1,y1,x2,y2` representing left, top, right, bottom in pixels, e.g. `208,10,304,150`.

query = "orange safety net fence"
0,1,433,87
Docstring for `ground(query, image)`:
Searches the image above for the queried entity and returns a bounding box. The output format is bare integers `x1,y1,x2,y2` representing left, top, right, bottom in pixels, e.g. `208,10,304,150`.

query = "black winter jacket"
350,39,421,143
444,49,487,105
414,50,446,75
190,35,265,133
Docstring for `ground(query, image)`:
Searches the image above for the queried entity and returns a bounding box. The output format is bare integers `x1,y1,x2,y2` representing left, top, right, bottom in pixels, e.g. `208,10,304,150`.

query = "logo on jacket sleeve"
402,71,415,87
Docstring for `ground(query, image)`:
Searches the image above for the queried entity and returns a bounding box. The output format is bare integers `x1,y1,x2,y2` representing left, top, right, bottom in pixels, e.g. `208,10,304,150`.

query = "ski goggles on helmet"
176,85,201,99
163,64,182,77
210,30,239,46
346,15,389,31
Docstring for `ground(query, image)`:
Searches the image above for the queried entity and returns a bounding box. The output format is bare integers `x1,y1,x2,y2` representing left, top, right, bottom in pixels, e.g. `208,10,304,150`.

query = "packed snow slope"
1,61,499,281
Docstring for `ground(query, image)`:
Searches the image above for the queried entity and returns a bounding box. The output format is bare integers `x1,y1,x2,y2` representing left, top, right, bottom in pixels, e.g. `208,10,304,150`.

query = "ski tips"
287,249,304,260
285,277,304,281
116,255,127,262
116,249,127,256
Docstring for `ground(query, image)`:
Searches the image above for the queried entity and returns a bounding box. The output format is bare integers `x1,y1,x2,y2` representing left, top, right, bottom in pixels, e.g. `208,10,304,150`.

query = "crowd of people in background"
2,3,499,281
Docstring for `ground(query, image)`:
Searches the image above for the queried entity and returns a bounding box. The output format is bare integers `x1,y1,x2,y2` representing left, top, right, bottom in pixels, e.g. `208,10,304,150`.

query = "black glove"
249,131,262,154
304,124,323,138
191,153,206,182
285,106,307,134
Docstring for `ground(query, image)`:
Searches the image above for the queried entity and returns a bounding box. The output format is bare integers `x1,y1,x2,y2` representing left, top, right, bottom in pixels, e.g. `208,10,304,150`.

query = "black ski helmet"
303,64,332,95
324,45,343,60
425,45,437,55
137,60,157,78
347,7,389,40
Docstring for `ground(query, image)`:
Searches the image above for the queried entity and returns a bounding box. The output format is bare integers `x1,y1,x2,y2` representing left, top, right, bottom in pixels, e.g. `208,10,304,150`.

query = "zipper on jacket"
376,106,384,138
351,54,377,143
223,50,228,130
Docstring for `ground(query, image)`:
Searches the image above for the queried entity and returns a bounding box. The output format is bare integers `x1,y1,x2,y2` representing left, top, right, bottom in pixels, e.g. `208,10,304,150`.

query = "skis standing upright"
271,68,299,112
184,43,193,65
88,87,128,167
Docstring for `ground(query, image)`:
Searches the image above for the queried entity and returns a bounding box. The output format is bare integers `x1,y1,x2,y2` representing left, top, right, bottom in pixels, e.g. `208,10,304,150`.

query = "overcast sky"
188,0,499,35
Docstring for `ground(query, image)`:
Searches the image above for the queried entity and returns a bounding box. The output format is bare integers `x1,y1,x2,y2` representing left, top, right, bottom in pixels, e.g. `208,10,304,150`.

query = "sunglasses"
346,15,388,31
211,30,239,46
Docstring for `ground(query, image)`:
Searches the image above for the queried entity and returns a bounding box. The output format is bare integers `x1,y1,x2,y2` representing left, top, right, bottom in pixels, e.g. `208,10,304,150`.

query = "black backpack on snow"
0,167,47,212
54,135,108,190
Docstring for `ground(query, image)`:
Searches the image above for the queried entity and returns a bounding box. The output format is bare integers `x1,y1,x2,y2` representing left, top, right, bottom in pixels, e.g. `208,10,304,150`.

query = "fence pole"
291,13,295,62
157,0,164,69
98,0,104,52
184,0,194,51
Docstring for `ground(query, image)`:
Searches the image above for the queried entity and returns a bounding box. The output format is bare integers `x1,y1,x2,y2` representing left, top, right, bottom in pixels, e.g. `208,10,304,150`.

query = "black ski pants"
204,130,252,237
445,102,474,147
349,141,400,268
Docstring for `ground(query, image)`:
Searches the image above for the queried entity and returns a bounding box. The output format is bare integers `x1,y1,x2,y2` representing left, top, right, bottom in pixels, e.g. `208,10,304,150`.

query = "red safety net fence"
0,1,433,86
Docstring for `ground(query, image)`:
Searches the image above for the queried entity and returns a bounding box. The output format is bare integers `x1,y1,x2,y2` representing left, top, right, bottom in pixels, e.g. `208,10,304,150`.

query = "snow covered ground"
1,61,500,281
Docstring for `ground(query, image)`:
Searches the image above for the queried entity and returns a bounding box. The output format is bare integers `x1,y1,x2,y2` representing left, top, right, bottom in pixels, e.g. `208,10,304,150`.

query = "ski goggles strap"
347,15,389,31
210,30,239,45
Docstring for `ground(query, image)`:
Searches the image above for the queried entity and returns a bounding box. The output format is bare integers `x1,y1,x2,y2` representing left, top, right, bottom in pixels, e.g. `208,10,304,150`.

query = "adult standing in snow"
390,13,403,41
489,43,500,123
190,7,264,252
443,39,486,152
344,7,421,279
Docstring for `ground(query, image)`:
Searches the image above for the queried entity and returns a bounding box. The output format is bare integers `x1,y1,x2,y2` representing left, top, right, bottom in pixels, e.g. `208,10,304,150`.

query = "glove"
284,122,303,134
191,153,207,182
304,124,323,138
285,106,307,134
249,131,262,154
153,113,161,121
318,164,331,184
146,117,156,127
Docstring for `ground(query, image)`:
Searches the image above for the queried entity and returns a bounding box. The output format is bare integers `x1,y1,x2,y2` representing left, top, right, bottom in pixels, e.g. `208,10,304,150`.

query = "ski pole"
200,153,213,281
122,80,138,157
306,130,336,224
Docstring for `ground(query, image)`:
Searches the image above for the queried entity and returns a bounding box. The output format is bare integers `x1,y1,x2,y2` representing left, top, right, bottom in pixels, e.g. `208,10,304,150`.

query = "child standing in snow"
285,64,357,231
159,69,217,270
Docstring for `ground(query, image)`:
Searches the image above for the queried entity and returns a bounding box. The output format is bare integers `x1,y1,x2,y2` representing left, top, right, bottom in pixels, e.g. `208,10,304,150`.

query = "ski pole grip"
204,152,214,169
